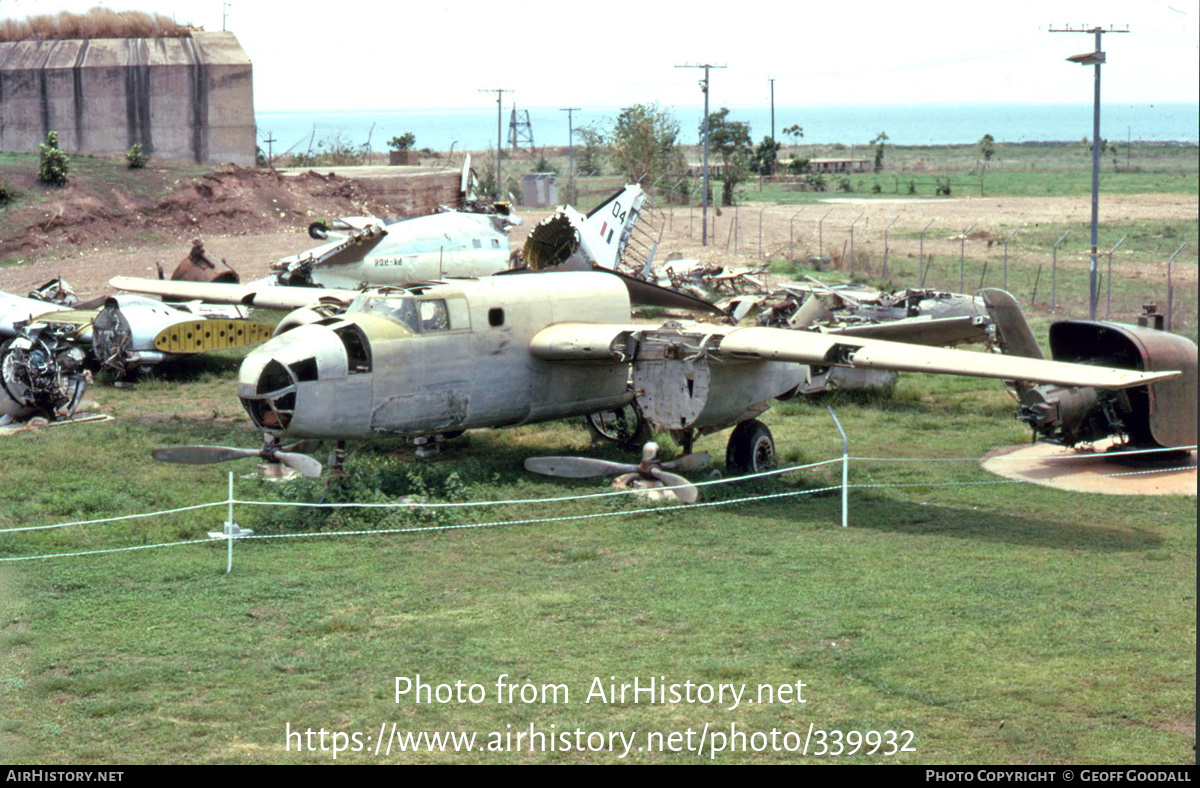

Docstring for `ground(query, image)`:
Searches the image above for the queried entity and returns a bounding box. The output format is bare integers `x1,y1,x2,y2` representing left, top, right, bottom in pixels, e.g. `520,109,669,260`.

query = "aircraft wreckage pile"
3,180,1196,497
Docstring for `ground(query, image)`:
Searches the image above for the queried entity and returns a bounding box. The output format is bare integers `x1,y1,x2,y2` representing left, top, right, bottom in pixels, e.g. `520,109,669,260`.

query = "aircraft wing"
717,326,1176,389
1,291,64,335
109,276,359,311
531,322,1178,390
824,315,987,347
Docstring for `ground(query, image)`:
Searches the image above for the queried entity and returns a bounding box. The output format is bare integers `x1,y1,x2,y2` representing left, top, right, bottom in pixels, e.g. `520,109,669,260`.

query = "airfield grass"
0,345,1194,764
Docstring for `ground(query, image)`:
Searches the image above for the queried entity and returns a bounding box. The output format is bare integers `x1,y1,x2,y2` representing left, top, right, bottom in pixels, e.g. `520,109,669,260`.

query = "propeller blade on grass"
275,451,323,478
524,457,638,479
648,468,700,504
662,452,710,472
152,445,323,478
152,446,260,464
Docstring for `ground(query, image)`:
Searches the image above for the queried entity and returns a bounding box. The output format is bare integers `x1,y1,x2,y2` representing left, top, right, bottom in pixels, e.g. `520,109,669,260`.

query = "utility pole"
263,131,276,167
1051,24,1129,320
769,77,775,141
676,63,725,246
560,107,580,205
769,76,776,175
479,88,512,203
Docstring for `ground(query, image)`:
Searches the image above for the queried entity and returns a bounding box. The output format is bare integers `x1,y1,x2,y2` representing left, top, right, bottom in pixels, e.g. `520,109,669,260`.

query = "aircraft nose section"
237,321,370,434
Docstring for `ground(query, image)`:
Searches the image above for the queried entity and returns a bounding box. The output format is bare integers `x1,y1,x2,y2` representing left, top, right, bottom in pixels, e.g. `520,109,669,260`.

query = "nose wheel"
725,419,776,474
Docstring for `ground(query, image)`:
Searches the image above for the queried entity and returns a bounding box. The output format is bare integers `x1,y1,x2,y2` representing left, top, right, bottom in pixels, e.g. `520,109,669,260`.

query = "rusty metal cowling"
1047,320,1197,449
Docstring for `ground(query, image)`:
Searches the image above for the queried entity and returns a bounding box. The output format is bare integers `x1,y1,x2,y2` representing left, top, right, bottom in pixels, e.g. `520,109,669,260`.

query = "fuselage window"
419,299,451,332
488,308,504,327
472,238,482,249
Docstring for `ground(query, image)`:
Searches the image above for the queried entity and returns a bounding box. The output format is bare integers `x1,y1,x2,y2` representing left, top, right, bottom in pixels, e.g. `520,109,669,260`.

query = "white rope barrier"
0,444,1192,566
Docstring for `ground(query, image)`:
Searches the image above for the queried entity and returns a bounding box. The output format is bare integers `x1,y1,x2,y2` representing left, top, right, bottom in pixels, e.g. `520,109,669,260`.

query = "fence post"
849,212,864,277
919,220,935,286
789,207,806,263
207,471,251,574
225,472,235,574
960,223,976,292
1002,227,1021,291
1165,243,1185,331
827,407,849,528
1105,236,1126,319
1052,231,1070,313
883,216,898,281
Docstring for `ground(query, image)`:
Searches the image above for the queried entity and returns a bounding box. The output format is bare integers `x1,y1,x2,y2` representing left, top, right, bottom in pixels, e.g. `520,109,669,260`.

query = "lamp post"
1053,25,1129,319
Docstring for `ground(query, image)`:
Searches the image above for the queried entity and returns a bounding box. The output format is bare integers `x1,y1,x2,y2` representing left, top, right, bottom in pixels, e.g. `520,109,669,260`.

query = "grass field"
0,146,1194,764
0,341,1194,764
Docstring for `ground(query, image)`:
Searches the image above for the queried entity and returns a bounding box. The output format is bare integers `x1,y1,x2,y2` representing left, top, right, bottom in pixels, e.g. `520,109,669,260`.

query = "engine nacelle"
1018,321,1197,449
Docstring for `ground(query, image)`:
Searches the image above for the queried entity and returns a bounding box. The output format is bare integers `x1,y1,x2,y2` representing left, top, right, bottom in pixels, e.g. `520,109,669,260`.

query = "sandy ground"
982,440,1197,496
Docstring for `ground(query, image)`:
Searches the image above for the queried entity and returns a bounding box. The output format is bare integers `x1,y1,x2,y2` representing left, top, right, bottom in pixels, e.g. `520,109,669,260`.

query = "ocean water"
255,102,1198,156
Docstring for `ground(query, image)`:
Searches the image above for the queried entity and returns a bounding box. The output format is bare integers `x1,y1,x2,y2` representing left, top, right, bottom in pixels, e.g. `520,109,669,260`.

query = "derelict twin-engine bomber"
147,270,1190,480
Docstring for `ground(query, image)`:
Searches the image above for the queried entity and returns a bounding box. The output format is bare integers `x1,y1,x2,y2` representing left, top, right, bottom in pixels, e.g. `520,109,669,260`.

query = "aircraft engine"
0,326,89,422
1017,321,1197,450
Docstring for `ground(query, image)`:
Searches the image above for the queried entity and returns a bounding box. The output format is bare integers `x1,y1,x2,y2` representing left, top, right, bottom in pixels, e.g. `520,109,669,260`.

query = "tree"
574,124,607,176
871,131,889,173
37,131,69,186
783,123,804,151
387,133,416,151
608,103,685,185
751,136,781,176
978,133,996,164
705,107,753,206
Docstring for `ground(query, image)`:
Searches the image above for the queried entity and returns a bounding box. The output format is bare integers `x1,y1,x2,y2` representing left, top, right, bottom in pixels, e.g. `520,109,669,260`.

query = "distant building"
808,158,872,174
0,31,254,165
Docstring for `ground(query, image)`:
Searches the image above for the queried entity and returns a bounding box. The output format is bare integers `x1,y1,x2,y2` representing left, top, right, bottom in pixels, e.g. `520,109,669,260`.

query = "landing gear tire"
725,420,776,474
585,403,651,449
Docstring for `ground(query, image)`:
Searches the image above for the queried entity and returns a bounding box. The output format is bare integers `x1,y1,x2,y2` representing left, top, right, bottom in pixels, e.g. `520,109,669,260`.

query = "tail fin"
577,184,646,271
979,288,1043,359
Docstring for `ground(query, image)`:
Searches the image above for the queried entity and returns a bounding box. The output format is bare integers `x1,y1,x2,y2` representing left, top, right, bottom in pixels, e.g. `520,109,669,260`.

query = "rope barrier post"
208,471,251,574
827,406,849,528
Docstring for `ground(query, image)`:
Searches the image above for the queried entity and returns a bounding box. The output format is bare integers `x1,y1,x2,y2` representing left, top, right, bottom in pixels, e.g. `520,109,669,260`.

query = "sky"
2,0,1197,112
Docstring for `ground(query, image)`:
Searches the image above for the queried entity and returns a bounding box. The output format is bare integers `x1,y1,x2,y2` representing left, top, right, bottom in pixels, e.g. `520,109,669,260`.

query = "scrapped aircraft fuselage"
238,273,637,439
282,212,513,290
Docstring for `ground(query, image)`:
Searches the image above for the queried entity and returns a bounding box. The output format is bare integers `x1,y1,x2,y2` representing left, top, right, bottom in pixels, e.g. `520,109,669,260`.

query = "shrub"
787,157,810,175
125,144,147,169
0,180,15,207
37,131,69,186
